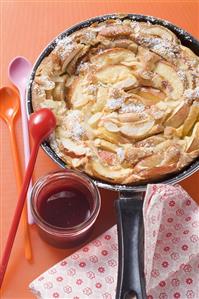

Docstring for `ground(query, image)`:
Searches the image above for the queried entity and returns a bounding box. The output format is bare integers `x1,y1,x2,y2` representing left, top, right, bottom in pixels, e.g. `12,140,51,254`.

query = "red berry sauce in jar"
30,170,101,248
38,186,91,228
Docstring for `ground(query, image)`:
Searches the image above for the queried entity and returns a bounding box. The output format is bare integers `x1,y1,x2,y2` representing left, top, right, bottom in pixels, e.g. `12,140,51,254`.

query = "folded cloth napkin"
30,184,199,299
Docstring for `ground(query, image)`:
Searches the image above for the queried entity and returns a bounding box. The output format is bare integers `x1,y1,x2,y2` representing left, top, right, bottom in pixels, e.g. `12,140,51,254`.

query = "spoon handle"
8,123,32,261
19,88,34,224
0,143,39,288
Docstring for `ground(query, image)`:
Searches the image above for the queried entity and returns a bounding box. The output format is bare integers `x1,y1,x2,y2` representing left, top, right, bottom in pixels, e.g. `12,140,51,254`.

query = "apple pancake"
32,18,199,184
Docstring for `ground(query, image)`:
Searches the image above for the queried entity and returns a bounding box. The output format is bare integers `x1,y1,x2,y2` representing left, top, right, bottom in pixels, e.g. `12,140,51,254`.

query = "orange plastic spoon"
0,108,56,288
0,87,32,261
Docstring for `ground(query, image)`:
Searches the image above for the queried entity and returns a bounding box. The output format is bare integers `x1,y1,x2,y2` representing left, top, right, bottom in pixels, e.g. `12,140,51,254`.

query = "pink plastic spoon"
8,56,33,224
0,108,56,289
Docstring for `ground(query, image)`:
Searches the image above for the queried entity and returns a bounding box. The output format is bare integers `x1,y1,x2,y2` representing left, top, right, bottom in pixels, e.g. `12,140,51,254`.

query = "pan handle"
115,191,146,299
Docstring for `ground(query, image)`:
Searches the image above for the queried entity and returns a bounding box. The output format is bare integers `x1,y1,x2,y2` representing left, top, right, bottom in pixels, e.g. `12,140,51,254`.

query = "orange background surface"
0,1,199,298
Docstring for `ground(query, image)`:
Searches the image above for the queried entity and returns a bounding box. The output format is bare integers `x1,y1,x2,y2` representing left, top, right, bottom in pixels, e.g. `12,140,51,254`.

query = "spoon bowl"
29,108,56,142
9,57,32,90
0,87,20,123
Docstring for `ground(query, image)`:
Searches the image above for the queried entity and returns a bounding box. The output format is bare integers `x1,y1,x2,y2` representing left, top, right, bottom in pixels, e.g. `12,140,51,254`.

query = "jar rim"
30,169,101,236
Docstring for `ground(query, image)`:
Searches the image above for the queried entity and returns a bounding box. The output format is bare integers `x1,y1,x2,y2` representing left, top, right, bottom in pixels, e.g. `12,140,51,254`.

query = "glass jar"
30,170,101,248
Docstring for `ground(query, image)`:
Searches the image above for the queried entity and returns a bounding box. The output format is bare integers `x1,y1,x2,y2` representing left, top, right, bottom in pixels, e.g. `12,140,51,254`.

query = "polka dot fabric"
143,184,199,299
29,184,199,299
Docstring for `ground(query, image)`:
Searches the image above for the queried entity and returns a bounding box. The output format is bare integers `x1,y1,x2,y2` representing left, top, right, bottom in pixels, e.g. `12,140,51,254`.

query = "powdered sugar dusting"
116,148,125,162
54,36,75,60
183,87,199,100
177,70,186,82
65,110,85,140
106,98,124,110
137,37,180,60
77,62,90,73
120,102,145,113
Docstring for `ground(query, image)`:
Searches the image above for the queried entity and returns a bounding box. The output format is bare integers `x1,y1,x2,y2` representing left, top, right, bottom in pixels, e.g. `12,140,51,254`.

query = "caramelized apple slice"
99,25,132,38
120,120,154,139
91,48,136,68
139,164,177,179
91,159,132,182
182,104,199,135
165,102,190,128
154,61,184,99
186,123,199,153
135,152,162,170
134,148,177,178
136,87,166,105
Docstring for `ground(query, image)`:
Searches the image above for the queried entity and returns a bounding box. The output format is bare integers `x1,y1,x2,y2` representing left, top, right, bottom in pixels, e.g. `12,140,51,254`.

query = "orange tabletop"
0,1,199,298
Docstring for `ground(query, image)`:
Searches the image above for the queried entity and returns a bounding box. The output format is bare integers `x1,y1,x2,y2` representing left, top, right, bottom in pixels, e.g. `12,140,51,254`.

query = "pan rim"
26,13,199,192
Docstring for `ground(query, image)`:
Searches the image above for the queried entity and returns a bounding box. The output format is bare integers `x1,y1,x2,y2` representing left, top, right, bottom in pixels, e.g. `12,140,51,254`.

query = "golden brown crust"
32,18,199,184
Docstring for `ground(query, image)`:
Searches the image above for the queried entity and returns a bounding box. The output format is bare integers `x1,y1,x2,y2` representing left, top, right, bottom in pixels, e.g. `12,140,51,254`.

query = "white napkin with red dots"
29,184,199,299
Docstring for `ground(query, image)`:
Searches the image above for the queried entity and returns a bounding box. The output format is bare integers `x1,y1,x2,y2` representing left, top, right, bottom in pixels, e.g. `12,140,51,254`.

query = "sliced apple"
91,159,132,182
135,135,166,148
88,112,103,127
118,112,142,123
92,85,108,113
180,45,199,60
103,121,120,132
135,152,163,170
32,82,47,109
135,87,166,105
182,104,199,135
186,122,199,153
34,75,55,90
53,82,65,101
98,150,117,165
138,164,177,179
71,157,88,168
99,25,132,38
114,76,138,90
95,65,134,85
154,61,184,99
134,148,177,178
156,100,179,111
94,138,118,152
69,77,94,108
61,139,87,156
138,46,160,70
91,48,136,68
120,119,155,139
61,45,83,69
125,146,153,165
97,127,129,144
162,146,181,164
140,24,177,42
165,102,190,128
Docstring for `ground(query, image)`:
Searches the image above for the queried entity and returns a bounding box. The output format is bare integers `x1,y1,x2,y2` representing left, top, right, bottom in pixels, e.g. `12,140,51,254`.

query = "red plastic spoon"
0,108,56,288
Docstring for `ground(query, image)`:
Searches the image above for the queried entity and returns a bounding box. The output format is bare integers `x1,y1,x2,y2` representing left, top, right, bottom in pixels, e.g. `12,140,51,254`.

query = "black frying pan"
26,14,199,299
